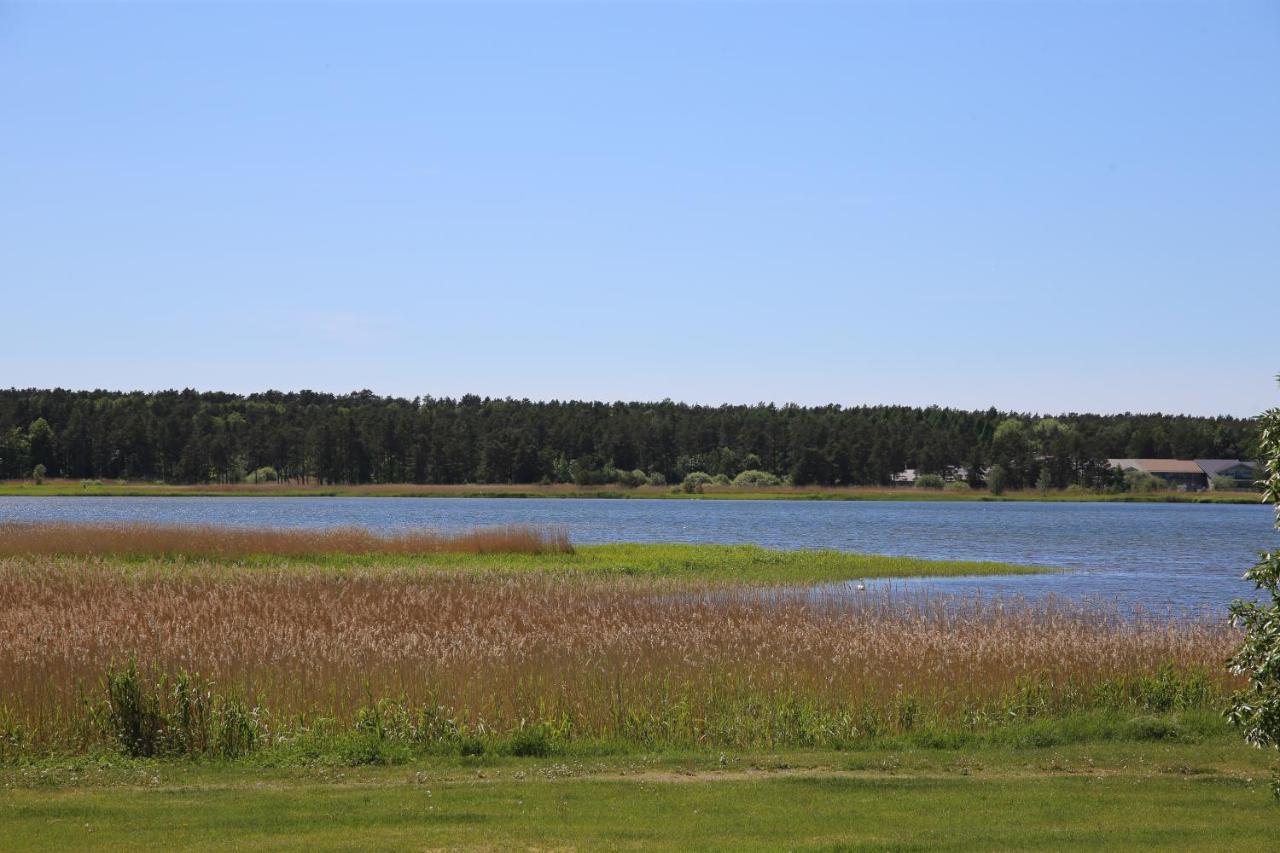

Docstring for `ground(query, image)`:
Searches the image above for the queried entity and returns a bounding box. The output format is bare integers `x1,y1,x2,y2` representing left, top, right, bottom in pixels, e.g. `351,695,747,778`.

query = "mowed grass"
4,742,1277,851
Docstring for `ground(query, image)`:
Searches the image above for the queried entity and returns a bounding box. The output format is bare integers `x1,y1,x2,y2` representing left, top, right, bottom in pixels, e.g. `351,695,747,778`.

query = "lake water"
1,496,1275,615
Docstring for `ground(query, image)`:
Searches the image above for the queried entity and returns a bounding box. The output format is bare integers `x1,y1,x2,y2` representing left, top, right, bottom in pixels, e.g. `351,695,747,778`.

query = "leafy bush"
1227,392,1280,796
710,474,731,486
457,735,485,756
645,471,667,487
986,464,1007,495
681,471,713,494
915,473,945,490
1123,469,1166,492
1212,475,1244,491
244,466,278,483
32,464,46,485
504,724,555,757
1119,715,1184,742
571,459,617,486
944,480,969,492
732,469,782,487
615,468,648,488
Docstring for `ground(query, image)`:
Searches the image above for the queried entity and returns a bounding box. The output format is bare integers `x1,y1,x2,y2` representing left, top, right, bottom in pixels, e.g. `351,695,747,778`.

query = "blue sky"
2,2,1276,416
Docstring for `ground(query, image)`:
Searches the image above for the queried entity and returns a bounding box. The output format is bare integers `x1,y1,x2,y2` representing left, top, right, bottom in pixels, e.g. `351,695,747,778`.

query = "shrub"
1227,392,1280,796
457,735,485,756
645,471,667,487
32,464,46,485
1212,475,1243,491
571,461,615,486
914,473,945,490
944,480,969,492
732,469,782,488
1119,715,1184,742
504,725,555,757
681,471,713,494
615,469,648,488
986,464,1007,496
1124,469,1166,492
244,466,278,484
710,474,731,486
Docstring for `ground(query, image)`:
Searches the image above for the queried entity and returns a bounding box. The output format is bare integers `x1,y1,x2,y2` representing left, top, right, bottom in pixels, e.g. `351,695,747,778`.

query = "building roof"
1195,459,1255,476
1108,458,1205,475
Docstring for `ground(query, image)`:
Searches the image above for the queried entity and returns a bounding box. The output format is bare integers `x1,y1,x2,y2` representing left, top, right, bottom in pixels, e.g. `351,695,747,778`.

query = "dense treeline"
0,389,1259,488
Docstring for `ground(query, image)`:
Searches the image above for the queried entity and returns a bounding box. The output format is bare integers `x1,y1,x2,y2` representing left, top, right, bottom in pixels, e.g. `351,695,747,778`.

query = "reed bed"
0,555,1239,759
0,522,572,558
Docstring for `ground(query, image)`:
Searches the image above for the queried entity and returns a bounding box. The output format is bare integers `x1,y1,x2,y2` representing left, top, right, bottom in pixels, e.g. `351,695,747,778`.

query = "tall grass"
0,522,572,558
0,554,1238,759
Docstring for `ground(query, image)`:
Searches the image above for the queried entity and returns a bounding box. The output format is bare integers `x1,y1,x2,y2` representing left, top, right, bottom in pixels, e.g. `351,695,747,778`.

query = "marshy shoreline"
0,523,1230,767
0,521,1264,851
0,479,1262,503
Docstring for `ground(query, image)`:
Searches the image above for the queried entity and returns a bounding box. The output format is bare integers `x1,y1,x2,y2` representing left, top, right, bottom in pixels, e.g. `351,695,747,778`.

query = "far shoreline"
0,480,1262,504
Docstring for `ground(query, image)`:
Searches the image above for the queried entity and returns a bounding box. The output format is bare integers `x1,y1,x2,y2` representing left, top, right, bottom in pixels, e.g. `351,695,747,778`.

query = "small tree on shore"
1227,380,1280,796
914,473,945,490
681,471,713,494
32,463,46,485
986,464,1007,496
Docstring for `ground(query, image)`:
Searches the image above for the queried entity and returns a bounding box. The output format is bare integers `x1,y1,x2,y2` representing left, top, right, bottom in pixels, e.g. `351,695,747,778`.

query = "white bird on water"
855,580,866,591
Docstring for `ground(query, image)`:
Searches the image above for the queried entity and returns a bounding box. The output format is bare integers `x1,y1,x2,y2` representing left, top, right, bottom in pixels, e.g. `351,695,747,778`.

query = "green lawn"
4,742,1275,850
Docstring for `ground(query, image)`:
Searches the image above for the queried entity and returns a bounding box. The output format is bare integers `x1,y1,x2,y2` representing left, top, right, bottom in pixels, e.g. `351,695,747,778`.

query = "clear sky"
2,2,1276,416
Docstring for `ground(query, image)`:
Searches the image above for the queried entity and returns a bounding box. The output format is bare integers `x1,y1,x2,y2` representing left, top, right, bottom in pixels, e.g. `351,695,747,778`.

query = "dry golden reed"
0,554,1237,751
0,522,571,558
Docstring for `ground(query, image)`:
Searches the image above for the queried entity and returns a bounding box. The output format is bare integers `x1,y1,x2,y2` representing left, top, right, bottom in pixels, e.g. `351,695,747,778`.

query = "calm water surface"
1,497,1274,614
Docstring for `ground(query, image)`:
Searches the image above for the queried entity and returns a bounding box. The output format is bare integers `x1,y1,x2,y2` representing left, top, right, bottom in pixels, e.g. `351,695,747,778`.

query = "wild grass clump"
0,555,1240,761
0,522,572,558
101,660,259,758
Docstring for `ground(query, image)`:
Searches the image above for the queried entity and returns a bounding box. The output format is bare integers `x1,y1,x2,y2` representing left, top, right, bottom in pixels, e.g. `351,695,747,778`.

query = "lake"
1,496,1274,615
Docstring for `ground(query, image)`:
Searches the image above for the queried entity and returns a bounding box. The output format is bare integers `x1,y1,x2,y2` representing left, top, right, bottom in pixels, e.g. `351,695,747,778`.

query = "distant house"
1107,458,1209,491
891,466,975,485
1195,459,1257,490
